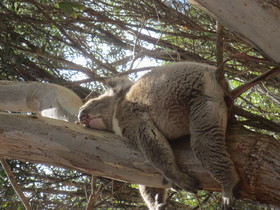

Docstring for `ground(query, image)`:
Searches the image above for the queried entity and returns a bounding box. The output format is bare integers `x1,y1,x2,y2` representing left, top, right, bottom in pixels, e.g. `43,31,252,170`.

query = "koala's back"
125,62,226,140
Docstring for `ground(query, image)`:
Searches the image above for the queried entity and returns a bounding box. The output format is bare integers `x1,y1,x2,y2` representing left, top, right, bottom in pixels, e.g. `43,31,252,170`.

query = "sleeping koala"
78,62,239,210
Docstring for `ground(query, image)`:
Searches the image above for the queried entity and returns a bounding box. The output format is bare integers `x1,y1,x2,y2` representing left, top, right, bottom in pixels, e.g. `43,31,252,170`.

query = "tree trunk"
0,81,280,207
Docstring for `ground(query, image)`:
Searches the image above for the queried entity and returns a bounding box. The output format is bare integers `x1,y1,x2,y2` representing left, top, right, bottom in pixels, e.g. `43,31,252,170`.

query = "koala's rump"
125,62,223,140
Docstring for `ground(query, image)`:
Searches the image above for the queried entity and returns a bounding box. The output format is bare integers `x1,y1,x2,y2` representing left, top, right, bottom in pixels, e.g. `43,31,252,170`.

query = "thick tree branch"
0,81,83,122
0,113,280,207
192,0,280,63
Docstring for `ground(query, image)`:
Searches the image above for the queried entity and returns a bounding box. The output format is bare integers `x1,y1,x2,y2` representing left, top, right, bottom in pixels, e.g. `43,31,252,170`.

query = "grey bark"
0,113,279,207
190,0,280,63
0,81,83,122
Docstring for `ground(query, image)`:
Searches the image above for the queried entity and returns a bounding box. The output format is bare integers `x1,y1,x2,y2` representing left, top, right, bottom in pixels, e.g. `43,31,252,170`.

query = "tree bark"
0,81,83,122
191,0,280,63
0,81,280,207
0,113,279,207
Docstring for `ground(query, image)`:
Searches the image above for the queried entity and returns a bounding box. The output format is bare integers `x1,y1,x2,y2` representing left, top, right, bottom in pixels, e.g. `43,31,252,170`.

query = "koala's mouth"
80,118,90,127
78,110,106,130
80,116,96,127
79,110,95,127
82,117,106,130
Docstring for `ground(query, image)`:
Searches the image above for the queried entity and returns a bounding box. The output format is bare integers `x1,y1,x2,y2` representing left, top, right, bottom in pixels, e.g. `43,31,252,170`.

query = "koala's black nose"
78,109,88,122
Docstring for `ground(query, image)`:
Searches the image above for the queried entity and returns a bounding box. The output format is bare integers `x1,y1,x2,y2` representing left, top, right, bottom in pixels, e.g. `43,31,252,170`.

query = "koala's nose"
78,109,88,122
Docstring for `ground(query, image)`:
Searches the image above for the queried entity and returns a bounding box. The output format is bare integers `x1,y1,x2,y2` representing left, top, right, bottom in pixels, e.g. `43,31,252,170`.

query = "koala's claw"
221,202,234,210
221,191,235,210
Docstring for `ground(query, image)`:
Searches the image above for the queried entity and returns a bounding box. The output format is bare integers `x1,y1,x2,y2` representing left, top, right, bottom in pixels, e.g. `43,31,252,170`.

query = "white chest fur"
112,104,123,137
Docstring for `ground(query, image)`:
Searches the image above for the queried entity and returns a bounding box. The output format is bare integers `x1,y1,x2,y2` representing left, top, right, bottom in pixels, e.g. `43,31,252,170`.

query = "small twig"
257,84,280,105
86,175,102,210
193,192,213,210
233,106,280,133
216,21,224,70
117,66,157,77
239,91,263,111
216,21,228,95
194,192,203,210
0,160,32,210
231,67,280,99
93,182,128,208
128,22,145,71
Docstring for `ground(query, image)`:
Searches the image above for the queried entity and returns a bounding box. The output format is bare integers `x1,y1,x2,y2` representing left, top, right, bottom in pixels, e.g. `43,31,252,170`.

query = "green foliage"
56,1,85,18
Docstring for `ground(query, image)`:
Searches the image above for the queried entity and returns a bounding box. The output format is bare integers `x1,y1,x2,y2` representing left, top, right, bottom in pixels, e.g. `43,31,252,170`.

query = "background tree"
0,0,279,209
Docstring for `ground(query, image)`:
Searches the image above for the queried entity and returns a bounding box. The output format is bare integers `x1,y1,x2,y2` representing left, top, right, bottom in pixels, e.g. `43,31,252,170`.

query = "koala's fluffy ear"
106,77,133,95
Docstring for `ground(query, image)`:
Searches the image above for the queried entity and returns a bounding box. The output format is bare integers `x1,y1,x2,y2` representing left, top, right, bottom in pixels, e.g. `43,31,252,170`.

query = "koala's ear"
106,77,133,94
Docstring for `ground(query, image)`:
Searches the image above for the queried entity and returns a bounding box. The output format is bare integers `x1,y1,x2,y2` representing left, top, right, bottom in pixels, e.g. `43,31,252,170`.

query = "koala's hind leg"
139,185,167,210
189,97,239,209
120,105,200,193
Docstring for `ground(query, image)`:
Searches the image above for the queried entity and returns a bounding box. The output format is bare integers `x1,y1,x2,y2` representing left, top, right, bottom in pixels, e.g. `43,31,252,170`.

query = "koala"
78,62,240,210
139,185,168,210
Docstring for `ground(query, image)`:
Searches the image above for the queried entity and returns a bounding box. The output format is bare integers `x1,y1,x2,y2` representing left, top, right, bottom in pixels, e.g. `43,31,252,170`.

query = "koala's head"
79,94,116,131
78,77,133,131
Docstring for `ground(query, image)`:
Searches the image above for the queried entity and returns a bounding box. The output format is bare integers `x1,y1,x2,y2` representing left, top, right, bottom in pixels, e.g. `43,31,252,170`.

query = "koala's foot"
219,172,239,209
220,182,239,210
221,195,234,210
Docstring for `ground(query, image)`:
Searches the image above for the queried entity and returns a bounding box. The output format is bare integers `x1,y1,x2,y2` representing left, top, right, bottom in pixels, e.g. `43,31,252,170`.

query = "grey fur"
139,185,168,210
79,62,239,210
